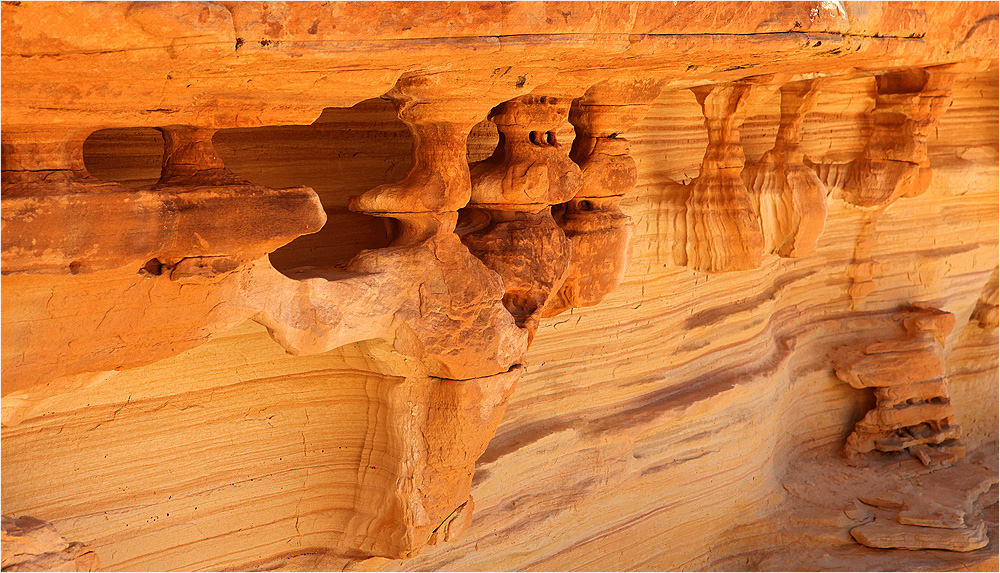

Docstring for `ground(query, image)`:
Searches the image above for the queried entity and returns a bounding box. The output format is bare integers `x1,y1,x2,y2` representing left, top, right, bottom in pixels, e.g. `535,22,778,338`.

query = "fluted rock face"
1,2,998,572
843,66,956,208
343,367,521,558
742,80,828,258
681,81,776,273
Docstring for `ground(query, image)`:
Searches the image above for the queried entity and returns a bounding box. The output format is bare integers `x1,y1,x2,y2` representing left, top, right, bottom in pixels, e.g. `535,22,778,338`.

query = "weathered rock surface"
851,518,988,552
1,2,997,572
1,516,100,572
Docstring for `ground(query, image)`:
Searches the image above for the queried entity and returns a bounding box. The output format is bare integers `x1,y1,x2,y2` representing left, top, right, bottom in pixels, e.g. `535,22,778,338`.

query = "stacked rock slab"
846,450,997,553
834,305,965,468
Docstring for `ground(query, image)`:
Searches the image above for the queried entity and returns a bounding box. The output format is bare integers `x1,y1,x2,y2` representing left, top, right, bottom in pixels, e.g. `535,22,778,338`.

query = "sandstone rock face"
1,516,100,572
1,2,997,572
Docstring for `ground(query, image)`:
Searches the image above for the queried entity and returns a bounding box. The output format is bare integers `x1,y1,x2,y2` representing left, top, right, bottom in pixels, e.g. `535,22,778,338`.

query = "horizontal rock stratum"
1,2,997,571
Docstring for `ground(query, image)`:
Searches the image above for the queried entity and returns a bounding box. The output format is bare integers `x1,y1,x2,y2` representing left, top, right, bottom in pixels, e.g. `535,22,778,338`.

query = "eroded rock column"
544,78,662,316
818,66,957,308
335,72,534,559
461,94,580,340
343,73,530,380
342,364,522,559
843,66,956,207
680,79,779,273
742,79,828,258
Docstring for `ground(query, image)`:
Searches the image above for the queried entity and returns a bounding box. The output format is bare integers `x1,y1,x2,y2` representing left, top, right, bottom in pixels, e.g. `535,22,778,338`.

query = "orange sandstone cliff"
1,2,997,571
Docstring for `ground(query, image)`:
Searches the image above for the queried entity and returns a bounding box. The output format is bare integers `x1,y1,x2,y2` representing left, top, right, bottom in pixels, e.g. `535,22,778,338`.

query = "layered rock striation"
2,2,997,572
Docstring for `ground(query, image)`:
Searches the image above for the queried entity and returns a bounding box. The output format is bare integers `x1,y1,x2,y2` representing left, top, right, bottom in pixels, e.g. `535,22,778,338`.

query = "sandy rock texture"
1,516,100,572
1,1,997,571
